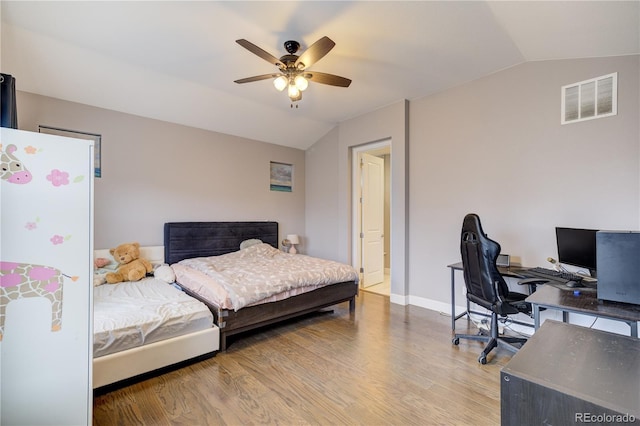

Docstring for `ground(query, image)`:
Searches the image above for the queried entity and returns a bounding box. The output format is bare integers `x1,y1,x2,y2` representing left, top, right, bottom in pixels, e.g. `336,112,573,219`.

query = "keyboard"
524,267,584,284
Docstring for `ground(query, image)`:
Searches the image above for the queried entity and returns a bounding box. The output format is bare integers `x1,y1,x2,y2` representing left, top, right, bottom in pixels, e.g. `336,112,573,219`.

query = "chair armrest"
501,270,525,279
517,277,548,294
517,278,548,286
492,280,522,315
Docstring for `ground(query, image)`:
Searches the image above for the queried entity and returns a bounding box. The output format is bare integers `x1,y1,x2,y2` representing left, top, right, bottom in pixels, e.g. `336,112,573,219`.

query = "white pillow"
93,273,107,287
154,264,176,283
240,238,263,250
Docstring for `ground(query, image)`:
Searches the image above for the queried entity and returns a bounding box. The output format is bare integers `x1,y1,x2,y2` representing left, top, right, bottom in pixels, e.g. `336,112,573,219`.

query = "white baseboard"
389,293,409,306
389,293,467,316
400,295,536,335
405,294,466,316
389,294,634,337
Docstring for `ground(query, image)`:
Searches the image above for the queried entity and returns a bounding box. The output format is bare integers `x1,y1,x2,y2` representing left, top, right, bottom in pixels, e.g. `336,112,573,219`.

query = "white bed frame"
92,246,219,389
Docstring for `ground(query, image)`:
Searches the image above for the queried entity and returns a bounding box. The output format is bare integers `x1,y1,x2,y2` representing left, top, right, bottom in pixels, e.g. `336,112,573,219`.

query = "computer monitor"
555,227,598,277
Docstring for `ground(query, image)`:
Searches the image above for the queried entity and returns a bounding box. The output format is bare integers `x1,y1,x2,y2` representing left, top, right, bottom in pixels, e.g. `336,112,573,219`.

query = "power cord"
499,317,533,338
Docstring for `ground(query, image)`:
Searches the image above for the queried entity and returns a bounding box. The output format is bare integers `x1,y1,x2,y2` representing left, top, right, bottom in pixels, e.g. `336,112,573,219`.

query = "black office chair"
453,213,537,364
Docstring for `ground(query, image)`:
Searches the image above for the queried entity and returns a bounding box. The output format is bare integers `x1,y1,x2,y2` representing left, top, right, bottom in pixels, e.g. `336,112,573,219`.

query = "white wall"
16,92,306,250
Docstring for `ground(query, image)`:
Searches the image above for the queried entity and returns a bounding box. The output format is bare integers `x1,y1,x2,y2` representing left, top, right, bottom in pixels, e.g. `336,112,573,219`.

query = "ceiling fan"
234,36,351,107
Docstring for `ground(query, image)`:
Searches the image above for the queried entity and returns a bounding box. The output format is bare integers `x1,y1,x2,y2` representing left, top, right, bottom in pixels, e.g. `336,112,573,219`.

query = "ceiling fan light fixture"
294,74,308,91
273,75,287,91
289,90,302,104
288,84,300,99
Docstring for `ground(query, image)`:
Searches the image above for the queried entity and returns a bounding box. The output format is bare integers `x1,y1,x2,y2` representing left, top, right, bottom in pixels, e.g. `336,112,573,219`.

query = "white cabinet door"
1,128,94,425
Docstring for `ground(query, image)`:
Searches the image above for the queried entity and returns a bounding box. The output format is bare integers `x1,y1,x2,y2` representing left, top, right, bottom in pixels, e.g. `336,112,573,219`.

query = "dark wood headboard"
164,221,279,265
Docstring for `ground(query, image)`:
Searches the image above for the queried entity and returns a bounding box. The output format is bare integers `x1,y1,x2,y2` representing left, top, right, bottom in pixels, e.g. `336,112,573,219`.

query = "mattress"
93,277,214,358
172,243,359,310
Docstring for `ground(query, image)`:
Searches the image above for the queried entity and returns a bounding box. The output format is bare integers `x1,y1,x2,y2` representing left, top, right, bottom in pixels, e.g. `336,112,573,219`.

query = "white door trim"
351,139,391,285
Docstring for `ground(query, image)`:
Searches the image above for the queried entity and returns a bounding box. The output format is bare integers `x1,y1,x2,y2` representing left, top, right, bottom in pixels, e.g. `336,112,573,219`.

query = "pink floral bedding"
171,243,359,311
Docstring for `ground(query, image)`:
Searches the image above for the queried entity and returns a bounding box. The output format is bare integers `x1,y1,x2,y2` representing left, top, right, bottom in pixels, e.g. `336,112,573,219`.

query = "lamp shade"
287,234,300,245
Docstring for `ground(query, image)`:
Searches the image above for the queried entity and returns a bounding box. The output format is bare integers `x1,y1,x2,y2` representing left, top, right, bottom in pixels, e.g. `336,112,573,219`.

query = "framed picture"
270,161,293,192
39,125,102,177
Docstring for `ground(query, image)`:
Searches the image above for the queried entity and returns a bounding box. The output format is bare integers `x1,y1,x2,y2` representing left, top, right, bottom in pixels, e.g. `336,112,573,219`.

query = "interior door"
361,153,385,286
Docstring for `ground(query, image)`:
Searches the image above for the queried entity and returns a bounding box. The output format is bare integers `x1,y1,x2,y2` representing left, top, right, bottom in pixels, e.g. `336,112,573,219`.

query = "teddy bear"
105,242,153,284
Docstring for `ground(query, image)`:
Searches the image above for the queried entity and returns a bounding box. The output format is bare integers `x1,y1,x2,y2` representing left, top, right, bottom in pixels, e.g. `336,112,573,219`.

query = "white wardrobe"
1,127,94,425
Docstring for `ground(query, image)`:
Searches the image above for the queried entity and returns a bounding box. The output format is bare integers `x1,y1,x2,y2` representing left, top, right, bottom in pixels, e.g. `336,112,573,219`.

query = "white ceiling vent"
561,72,617,125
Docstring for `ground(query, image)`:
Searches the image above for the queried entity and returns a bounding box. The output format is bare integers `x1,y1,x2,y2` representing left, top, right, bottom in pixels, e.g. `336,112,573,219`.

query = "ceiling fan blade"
234,73,281,84
295,36,335,69
236,39,284,68
305,71,351,87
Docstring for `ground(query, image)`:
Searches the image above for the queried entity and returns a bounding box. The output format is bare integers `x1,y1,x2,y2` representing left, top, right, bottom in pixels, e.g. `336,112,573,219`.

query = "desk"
526,285,640,337
447,262,466,332
501,320,640,425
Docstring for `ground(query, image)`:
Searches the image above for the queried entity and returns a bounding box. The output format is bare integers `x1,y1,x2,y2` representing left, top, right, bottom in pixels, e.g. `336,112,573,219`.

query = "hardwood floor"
93,291,513,425
361,272,390,296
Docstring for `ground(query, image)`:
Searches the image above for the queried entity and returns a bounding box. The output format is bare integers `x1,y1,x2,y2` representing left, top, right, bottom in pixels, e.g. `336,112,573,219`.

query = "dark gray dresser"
501,320,639,425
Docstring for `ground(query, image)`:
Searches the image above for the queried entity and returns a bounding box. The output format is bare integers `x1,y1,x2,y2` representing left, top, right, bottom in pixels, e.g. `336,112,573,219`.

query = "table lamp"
287,234,300,254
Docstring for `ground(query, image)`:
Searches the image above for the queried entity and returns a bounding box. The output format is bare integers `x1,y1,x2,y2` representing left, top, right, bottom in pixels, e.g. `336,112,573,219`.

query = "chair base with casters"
453,310,528,365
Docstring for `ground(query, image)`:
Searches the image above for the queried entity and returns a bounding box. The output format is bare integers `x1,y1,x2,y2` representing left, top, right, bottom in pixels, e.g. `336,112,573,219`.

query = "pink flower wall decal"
25,222,37,230
47,169,70,187
50,235,64,245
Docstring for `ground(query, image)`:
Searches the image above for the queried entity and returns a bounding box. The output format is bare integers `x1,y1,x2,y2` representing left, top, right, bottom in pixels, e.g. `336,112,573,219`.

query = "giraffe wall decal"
1,143,33,184
1,142,79,340
0,262,78,340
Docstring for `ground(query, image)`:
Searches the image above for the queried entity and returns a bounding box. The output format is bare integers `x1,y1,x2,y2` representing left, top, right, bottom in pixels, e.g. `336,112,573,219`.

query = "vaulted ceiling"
2,1,638,149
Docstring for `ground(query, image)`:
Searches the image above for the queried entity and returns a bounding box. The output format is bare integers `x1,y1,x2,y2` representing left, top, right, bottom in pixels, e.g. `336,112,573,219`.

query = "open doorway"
352,140,391,296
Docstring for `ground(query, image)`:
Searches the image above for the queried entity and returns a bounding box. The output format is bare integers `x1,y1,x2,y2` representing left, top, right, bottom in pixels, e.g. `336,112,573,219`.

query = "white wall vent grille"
561,72,617,125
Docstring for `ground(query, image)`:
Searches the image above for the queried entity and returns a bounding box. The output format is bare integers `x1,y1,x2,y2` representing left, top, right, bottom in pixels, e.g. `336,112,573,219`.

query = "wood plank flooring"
93,291,513,425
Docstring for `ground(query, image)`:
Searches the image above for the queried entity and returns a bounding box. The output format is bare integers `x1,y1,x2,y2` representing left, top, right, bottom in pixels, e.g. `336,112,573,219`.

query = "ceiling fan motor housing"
279,55,300,69
284,40,300,54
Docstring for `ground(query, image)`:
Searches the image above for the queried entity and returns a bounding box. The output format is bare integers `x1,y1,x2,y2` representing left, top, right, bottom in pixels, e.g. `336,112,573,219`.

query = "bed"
92,246,219,389
164,221,359,350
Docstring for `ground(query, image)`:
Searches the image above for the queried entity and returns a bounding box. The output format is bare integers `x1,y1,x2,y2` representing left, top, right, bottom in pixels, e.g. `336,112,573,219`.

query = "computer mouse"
566,280,583,288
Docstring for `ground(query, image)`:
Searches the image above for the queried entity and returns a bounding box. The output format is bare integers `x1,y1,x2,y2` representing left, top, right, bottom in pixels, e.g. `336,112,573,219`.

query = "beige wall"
16,91,306,250
14,54,639,311
305,54,639,311
304,127,341,260
408,55,639,311
305,100,409,298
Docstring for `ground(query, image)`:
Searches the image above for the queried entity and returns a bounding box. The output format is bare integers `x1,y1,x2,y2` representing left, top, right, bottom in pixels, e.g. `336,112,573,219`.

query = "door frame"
351,139,391,288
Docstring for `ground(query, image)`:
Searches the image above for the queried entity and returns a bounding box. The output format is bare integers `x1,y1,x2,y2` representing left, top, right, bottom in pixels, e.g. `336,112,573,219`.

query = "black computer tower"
596,231,640,306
